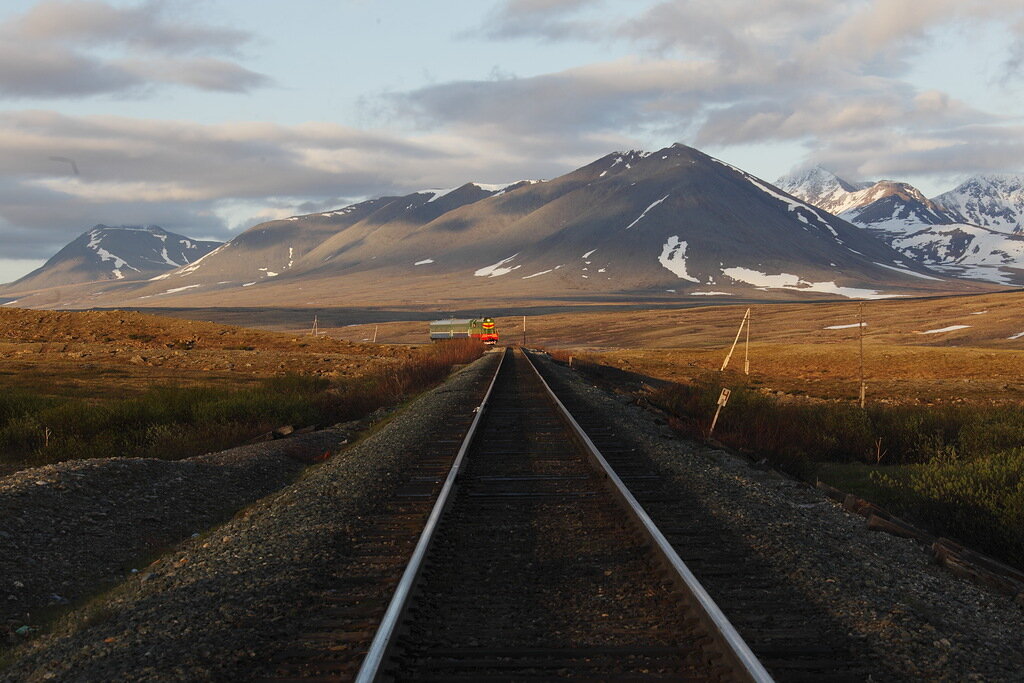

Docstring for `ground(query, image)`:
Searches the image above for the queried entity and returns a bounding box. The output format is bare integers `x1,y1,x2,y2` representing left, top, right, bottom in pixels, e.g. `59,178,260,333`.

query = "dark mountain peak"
1,225,220,292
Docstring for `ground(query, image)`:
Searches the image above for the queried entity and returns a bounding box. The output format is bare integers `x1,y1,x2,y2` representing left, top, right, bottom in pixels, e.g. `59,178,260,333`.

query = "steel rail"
354,347,507,683
521,349,775,683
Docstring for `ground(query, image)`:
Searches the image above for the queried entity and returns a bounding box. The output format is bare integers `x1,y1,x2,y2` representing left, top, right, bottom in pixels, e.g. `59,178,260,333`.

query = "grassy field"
0,309,485,471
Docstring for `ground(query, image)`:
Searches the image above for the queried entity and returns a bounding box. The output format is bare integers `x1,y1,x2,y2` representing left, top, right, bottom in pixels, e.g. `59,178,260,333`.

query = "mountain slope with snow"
775,167,872,215
1,226,220,293
933,175,1024,233
889,223,1024,285
777,168,1024,285
6,147,992,310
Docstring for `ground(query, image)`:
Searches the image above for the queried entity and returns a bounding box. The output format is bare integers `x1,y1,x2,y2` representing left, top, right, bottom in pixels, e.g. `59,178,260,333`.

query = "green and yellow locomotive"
429,317,499,345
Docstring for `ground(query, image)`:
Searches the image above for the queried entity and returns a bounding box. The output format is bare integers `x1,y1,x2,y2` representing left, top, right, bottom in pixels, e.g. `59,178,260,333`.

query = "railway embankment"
0,429,346,645
0,352,500,681
535,352,1024,681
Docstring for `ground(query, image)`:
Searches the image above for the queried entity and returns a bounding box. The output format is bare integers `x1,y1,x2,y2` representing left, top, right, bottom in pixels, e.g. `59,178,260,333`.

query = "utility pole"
859,302,866,409
522,315,526,347
373,325,378,343
744,308,750,375
311,315,318,337
721,308,751,372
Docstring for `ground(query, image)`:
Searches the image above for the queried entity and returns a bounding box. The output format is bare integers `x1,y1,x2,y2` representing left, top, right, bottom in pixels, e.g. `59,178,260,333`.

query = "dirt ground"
0,308,413,400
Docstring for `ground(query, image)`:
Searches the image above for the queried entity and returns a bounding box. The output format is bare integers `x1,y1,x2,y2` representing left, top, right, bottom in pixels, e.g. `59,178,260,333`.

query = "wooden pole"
373,325,378,343
744,308,750,375
709,403,724,437
721,308,750,372
708,388,731,437
523,315,526,347
311,315,318,337
859,302,866,409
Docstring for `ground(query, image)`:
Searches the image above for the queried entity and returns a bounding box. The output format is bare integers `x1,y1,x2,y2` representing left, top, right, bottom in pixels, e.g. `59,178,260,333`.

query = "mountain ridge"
2,145,996,310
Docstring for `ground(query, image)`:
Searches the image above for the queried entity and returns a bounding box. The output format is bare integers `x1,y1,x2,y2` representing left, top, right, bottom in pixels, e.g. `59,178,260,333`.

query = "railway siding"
533,352,1024,681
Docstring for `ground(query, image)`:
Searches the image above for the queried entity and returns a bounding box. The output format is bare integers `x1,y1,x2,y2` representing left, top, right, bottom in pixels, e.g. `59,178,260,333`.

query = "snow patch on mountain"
657,236,700,282
626,195,669,230
918,325,971,335
722,267,899,299
522,269,553,279
474,254,521,277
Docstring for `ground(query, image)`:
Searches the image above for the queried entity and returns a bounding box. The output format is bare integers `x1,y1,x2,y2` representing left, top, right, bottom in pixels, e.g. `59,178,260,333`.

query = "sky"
1,0,1023,282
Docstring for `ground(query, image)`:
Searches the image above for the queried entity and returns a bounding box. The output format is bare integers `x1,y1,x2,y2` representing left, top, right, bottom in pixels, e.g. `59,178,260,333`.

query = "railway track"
263,346,870,681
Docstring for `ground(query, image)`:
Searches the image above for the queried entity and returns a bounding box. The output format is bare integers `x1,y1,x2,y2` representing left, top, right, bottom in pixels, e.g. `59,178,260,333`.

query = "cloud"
412,0,1024,185
0,109,586,260
3,0,251,54
0,0,269,98
480,0,599,41
811,126,1024,181
126,58,271,93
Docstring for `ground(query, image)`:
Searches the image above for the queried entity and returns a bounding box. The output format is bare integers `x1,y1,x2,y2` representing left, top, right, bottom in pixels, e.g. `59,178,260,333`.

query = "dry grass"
324,292,1024,406
0,308,413,400
0,309,486,471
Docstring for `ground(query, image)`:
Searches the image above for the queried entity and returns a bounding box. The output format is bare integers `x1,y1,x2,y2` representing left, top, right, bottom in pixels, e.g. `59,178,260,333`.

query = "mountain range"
0,145,1007,310
777,168,1024,285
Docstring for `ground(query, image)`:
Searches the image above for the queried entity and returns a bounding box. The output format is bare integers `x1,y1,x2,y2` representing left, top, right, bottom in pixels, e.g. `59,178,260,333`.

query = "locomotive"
429,317,499,345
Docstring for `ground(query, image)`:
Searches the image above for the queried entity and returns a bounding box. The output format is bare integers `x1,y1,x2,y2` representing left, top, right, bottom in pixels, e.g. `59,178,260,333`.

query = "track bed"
384,348,727,680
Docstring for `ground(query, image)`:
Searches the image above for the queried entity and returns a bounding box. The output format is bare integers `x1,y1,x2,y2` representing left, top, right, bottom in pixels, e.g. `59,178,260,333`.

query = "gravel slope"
0,352,499,682
536,353,1024,681
0,434,357,639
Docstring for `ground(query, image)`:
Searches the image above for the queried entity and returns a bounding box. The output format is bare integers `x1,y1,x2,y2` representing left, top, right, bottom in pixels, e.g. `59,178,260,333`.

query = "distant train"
429,317,499,345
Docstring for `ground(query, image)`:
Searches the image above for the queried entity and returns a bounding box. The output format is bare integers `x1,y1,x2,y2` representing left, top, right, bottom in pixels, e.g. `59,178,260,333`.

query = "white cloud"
0,0,268,98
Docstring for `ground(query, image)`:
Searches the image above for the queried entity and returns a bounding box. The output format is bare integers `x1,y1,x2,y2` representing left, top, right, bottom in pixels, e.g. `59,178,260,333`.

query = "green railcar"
429,317,498,344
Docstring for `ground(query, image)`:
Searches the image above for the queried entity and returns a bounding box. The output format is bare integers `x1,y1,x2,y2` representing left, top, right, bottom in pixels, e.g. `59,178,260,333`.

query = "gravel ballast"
0,352,499,681
0,433,358,639
536,353,1024,681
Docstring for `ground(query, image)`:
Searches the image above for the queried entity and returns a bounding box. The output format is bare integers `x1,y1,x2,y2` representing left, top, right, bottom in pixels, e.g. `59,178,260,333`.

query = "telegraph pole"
859,302,866,409
522,315,526,347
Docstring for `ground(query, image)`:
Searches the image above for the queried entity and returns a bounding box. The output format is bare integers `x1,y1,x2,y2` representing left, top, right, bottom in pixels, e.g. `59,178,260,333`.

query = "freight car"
429,317,499,345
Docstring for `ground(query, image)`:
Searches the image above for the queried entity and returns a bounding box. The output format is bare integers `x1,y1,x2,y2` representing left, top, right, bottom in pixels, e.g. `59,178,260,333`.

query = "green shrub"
874,450,1024,567
648,374,1024,568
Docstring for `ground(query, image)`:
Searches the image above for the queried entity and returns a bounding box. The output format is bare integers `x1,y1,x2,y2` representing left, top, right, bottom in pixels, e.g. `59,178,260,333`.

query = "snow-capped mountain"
2,225,221,293
777,169,961,232
933,175,1024,234
775,166,872,215
48,144,974,308
837,182,964,235
777,168,1024,285
5,147,992,310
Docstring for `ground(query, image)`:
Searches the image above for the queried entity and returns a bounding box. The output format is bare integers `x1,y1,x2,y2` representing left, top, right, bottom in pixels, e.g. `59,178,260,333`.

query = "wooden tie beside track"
263,348,871,681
